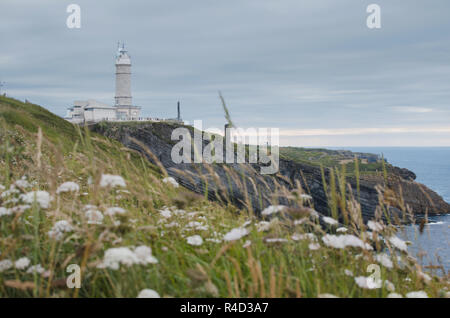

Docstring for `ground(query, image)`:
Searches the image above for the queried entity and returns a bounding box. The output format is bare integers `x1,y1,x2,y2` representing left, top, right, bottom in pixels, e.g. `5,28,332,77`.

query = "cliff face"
91,122,450,222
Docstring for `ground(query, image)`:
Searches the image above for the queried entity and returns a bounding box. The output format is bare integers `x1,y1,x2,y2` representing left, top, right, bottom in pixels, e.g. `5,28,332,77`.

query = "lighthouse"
114,43,140,120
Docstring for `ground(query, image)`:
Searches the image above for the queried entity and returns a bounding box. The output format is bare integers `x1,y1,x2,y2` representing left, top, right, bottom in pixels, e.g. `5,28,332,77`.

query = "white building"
66,100,118,124
66,43,141,124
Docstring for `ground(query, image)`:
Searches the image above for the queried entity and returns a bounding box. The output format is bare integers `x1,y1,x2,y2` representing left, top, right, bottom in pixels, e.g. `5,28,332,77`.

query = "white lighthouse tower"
114,43,140,120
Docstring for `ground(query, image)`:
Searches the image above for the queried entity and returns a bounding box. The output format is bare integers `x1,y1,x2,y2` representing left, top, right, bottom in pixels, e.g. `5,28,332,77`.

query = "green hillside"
0,96,447,298
280,147,386,176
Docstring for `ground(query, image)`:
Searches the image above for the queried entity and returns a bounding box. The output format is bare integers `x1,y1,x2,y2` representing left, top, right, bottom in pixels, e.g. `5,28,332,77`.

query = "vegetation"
0,96,448,298
280,146,390,177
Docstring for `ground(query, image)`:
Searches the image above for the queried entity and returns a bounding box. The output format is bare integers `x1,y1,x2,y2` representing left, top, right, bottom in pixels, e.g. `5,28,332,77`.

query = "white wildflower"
406,291,428,298
186,221,208,231
388,236,408,252
322,234,373,250
292,233,316,241
4,198,19,205
261,205,286,216
384,280,395,292
195,224,209,231
223,227,249,241
162,177,179,188
15,257,31,270
417,271,432,283
187,235,203,246
10,205,31,213
265,238,289,243
1,186,19,198
0,207,12,217
375,253,393,269
243,240,251,248
387,293,403,298
354,276,381,289
83,204,97,211
308,243,321,250
367,220,384,232
105,207,126,216
336,227,348,233
210,231,222,238
187,211,199,218
318,293,338,298
159,208,172,218
206,238,222,243
165,221,179,228
15,177,31,189
362,231,377,241
56,182,80,194
4,195,19,203
344,269,354,277
134,246,158,264
86,209,104,225
100,174,126,188
256,221,271,232
293,218,307,225
48,220,73,241
322,216,338,226
300,194,312,200
173,209,186,216
42,270,51,278
308,208,320,218
186,221,202,228
26,264,45,274
97,247,139,270
0,184,5,191
20,191,52,209
0,259,13,272
137,289,160,298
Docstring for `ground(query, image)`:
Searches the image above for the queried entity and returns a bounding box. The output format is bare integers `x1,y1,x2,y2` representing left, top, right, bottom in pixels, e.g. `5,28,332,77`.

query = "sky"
1,0,450,147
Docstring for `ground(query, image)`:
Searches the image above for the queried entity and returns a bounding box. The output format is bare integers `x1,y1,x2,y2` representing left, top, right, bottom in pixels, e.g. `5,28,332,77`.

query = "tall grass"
0,96,448,298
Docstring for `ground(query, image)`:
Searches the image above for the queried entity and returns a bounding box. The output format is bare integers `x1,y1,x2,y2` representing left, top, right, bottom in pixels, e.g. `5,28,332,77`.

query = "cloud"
391,106,434,113
1,0,450,146
280,127,450,137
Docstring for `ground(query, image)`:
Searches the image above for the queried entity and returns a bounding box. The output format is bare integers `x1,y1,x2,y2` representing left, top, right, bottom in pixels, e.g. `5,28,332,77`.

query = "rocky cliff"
91,122,450,222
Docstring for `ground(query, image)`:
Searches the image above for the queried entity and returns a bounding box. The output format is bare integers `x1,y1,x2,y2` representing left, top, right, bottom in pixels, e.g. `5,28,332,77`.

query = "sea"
338,147,450,274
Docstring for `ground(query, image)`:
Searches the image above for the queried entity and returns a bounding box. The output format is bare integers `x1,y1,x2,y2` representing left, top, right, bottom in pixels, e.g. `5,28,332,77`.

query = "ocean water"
343,147,450,273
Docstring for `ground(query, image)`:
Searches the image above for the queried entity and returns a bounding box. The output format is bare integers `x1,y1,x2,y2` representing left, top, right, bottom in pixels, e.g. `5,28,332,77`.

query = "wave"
426,221,444,226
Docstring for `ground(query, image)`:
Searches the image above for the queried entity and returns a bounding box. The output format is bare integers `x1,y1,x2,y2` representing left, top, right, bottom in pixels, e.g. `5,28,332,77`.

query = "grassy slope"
280,147,387,177
0,96,448,298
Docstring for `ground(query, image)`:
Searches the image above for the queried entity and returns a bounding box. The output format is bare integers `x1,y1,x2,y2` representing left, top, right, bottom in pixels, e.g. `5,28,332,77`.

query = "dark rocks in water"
91,122,450,222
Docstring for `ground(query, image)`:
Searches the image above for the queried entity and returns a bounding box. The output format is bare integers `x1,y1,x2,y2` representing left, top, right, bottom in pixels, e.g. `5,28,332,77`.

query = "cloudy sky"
1,0,450,146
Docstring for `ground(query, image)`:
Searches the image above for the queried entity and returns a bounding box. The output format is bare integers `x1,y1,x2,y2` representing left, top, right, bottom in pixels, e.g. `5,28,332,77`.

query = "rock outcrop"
91,122,450,222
